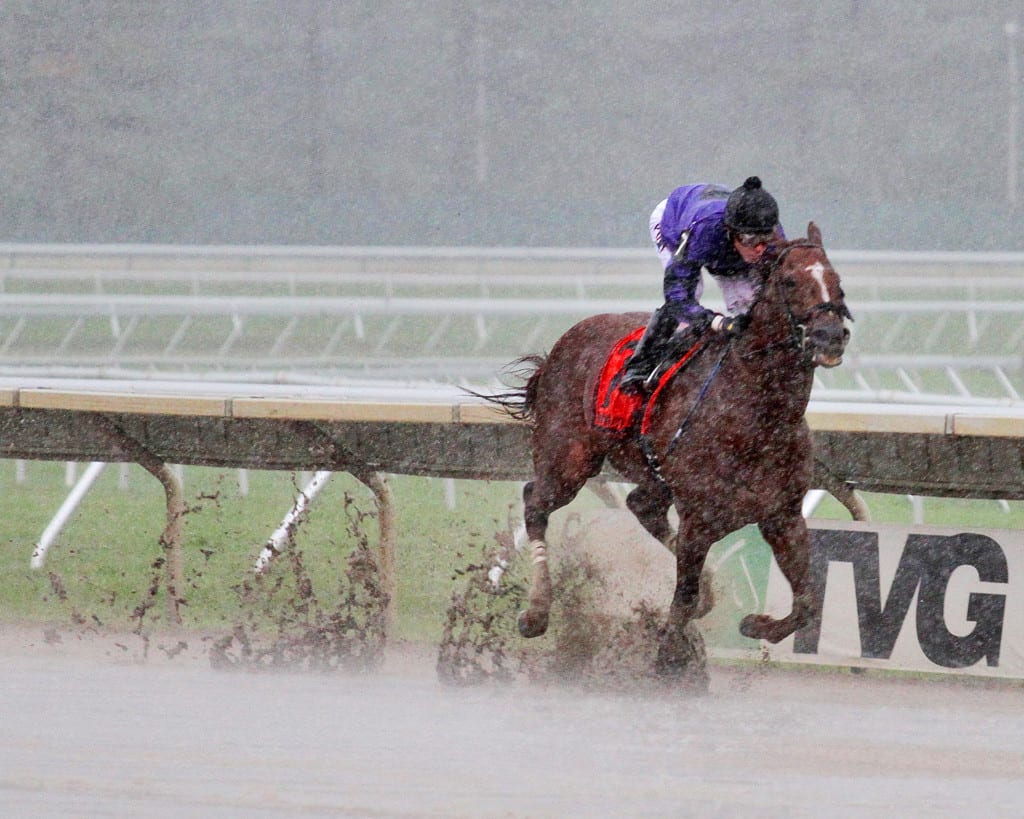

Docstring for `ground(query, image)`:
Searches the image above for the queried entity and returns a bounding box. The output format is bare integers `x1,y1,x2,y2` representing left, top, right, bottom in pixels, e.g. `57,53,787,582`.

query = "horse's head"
755,222,852,368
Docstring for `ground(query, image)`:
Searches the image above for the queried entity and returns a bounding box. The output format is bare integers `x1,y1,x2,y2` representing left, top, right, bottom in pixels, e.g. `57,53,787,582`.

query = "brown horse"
491,223,851,675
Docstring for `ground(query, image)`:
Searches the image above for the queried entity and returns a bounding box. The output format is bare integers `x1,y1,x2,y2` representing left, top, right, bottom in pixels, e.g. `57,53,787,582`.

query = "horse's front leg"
655,527,713,681
739,507,818,643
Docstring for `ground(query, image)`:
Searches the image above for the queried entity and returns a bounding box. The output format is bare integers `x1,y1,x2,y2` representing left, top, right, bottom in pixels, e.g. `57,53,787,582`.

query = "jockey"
620,176,784,392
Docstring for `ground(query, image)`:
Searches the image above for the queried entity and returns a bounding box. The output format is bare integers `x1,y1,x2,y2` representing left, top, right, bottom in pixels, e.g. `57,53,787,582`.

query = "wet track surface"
2,635,1023,818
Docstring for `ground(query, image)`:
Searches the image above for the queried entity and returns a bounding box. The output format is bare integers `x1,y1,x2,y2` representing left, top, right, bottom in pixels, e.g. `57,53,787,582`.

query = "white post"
254,470,333,572
489,520,527,589
802,489,827,518
443,478,457,510
31,462,107,569
909,495,925,525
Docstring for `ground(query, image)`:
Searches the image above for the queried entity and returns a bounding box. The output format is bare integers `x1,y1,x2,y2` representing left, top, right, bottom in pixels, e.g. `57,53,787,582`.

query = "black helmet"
723,176,779,234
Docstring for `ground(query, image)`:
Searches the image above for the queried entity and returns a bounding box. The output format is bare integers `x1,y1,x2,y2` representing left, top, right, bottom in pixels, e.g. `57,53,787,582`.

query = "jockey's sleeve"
661,261,711,323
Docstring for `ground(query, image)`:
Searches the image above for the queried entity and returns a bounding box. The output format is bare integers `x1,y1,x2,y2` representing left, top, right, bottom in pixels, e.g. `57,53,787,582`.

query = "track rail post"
84,415,187,625
352,469,397,634
254,421,400,634
814,456,871,522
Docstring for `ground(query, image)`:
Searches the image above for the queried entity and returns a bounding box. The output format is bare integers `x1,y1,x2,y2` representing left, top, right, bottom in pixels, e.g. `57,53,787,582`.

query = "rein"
664,339,732,457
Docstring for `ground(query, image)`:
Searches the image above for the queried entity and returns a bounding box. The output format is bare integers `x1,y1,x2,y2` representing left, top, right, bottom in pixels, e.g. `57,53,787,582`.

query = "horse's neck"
734,305,814,419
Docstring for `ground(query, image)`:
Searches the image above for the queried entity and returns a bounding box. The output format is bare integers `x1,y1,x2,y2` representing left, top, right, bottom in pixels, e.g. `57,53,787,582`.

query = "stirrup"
642,364,663,389
619,368,650,394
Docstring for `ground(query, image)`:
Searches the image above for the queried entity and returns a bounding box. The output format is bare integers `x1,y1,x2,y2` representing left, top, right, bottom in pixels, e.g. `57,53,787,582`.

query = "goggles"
734,231,774,248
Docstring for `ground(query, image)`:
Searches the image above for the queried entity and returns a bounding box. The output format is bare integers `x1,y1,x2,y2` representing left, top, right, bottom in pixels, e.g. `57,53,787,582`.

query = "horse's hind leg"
518,480,551,638
739,509,817,643
625,480,673,548
518,445,601,638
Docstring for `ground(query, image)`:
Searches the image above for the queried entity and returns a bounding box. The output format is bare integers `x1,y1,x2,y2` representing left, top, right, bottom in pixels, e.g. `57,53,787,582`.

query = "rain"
2,3,1024,817
2,2,1021,249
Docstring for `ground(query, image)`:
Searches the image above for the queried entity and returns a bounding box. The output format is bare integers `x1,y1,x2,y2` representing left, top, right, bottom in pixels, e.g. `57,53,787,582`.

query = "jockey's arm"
662,261,715,333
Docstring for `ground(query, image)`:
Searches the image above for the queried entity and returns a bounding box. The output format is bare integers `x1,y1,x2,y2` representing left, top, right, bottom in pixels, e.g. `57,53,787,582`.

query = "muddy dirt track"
1,628,1022,818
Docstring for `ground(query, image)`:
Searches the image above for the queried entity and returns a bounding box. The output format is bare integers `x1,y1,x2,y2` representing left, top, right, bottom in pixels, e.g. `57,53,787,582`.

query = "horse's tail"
464,354,546,423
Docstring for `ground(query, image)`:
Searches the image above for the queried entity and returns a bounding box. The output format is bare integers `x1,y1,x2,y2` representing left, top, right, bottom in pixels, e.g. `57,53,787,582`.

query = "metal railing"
0,244,1021,402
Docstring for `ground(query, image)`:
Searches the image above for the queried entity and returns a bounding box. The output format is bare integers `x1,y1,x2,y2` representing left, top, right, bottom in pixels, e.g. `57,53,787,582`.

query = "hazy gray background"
4,1,1023,250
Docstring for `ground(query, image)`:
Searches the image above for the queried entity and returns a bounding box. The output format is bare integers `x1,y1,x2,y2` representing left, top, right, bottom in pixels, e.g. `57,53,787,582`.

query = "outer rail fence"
0,243,1023,401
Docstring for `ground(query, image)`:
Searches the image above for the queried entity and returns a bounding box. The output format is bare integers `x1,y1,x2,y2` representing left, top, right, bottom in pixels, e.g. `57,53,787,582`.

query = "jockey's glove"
688,310,713,336
711,313,751,336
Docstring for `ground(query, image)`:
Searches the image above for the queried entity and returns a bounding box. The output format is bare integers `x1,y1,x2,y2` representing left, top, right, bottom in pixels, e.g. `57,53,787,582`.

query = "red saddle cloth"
594,327,707,434
593,326,646,432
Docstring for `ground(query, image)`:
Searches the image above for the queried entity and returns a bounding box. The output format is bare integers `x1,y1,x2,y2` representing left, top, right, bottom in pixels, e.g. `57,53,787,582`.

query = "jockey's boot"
619,307,679,394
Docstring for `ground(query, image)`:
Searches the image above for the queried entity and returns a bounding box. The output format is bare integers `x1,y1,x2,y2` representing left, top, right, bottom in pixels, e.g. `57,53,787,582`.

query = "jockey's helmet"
724,176,779,234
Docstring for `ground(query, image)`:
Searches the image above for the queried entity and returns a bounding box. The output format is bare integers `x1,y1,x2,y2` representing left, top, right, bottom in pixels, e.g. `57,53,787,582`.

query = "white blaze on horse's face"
796,257,849,368
807,262,830,302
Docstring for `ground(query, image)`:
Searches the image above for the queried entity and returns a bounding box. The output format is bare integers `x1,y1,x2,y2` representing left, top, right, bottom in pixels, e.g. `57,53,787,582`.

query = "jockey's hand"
711,313,750,336
685,310,711,336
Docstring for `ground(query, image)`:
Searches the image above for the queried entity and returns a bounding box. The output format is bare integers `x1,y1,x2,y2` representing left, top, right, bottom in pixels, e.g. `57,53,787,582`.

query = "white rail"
0,244,1022,404
30,461,106,569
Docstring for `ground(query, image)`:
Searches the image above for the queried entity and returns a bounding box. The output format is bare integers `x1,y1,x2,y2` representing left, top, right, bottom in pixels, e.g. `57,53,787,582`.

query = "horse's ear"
807,221,822,245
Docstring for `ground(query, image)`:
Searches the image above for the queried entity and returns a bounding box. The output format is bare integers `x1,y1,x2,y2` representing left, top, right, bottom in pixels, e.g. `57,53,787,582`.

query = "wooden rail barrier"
2,385,1021,494
2,381,1023,623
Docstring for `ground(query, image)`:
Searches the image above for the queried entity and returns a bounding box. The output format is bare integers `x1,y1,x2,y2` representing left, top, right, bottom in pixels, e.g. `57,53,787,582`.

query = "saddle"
594,327,705,434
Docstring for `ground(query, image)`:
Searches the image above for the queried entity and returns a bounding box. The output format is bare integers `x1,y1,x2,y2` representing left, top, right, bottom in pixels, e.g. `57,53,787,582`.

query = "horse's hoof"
654,649,686,677
655,623,709,692
654,649,709,694
517,609,548,638
740,613,793,643
739,613,765,640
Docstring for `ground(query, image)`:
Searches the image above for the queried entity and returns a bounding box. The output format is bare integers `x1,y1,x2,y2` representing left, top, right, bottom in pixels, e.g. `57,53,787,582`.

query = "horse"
488,223,852,676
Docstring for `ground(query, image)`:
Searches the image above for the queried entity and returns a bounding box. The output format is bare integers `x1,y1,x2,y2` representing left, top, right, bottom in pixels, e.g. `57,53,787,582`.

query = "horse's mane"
462,354,546,422
755,236,799,275
747,234,818,302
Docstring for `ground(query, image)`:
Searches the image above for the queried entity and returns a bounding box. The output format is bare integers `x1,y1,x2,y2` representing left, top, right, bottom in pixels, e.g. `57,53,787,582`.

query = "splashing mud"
436,520,709,692
209,543,388,672
211,494,389,673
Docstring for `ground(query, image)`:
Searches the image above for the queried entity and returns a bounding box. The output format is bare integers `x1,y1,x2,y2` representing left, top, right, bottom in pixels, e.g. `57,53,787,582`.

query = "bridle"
743,241,851,358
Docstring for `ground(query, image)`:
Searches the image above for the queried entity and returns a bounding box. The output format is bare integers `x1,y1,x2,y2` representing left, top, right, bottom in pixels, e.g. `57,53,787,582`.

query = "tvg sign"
793,530,1008,669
